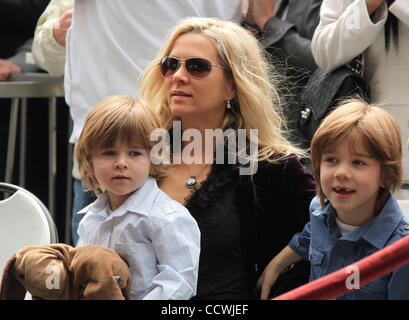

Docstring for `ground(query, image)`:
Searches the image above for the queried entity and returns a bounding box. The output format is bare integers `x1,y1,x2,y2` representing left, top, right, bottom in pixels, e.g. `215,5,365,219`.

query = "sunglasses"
159,56,228,79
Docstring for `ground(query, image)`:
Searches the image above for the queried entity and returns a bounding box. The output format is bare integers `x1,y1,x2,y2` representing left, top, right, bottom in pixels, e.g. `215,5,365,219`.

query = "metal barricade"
0,73,65,219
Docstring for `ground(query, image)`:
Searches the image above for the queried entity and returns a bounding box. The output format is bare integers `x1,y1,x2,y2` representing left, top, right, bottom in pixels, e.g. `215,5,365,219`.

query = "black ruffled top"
184,154,316,299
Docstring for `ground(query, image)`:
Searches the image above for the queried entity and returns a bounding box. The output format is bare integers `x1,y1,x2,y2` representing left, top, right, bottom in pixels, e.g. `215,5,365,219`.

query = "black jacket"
243,0,323,145
187,154,316,299
262,0,322,74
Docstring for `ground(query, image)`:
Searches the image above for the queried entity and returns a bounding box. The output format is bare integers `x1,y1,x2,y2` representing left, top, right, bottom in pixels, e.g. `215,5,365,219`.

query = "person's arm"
254,155,315,298
311,0,387,72
366,0,385,16
1,38,45,81
257,245,303,300
8,38,43,73
31,0,74,76
257,196,317,300
0,59,21,81
244,0,321,72
142,207,201,300
389,0,409,28
52,10,73,47
244,0,276,31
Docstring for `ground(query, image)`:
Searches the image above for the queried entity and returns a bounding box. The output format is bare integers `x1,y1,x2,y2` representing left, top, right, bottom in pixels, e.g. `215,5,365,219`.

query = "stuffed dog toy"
0,244,132,300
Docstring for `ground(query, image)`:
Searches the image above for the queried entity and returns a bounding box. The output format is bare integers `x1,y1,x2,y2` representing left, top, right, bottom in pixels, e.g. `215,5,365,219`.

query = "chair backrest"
397,199,409,218
0,183,58,278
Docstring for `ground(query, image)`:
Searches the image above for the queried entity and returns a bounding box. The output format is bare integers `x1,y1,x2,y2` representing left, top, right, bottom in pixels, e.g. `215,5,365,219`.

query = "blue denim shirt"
289,194,409,299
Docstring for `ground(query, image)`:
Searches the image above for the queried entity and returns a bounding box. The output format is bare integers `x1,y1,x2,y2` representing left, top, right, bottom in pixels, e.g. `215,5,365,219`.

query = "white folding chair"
0,183,58,279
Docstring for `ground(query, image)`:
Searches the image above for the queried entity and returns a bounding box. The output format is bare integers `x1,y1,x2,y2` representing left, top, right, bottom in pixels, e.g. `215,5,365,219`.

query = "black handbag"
299,54,370,142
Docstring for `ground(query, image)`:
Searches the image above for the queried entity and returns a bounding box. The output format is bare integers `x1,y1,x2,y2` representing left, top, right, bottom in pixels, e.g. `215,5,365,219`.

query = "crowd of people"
1,0,409,300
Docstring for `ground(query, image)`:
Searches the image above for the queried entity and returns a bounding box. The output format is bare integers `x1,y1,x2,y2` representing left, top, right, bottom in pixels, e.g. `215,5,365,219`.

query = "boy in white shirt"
75,95,200,300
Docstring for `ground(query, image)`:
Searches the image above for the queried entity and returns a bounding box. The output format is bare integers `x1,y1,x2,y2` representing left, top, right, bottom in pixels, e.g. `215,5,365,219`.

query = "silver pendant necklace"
184,163,210,189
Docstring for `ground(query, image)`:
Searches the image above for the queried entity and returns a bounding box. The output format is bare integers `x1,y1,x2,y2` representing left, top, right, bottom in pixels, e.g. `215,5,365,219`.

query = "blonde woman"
140,17,316,299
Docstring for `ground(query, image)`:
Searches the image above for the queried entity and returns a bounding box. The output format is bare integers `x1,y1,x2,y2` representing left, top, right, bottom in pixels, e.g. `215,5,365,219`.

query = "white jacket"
32,0,74,76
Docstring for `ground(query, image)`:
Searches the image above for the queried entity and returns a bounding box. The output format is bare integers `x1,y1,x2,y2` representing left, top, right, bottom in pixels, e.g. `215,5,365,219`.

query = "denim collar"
320,193,404,249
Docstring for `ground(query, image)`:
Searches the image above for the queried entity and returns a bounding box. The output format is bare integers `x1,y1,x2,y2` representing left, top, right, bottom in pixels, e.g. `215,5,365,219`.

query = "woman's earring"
227,100,231,109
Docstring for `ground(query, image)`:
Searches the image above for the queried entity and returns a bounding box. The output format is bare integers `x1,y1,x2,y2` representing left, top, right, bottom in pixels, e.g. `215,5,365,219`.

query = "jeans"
72,179,96,246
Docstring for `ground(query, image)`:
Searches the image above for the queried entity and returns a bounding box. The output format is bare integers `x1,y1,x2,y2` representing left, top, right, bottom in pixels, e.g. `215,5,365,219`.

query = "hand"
0,59,21,81
256,245,302,300
256,263,281,300
245,0,276,31
365,0,386,16
52,10,73,46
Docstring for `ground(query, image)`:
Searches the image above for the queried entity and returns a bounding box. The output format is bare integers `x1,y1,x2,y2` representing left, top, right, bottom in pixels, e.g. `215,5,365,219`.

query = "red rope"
273,234,409,300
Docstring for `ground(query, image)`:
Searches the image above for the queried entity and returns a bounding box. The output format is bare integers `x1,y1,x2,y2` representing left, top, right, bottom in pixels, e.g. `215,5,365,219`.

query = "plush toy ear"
0,254,26,300
13,245,72,300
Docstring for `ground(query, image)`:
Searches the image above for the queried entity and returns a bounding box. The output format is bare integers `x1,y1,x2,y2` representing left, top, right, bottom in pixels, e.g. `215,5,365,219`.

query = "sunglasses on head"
159,56,228,79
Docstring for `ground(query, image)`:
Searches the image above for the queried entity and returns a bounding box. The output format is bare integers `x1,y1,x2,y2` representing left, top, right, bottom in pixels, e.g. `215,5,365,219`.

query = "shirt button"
404,225,409,230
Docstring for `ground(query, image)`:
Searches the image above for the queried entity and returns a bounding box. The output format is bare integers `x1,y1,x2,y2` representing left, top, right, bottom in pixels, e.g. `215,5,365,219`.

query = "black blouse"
186,154,316,299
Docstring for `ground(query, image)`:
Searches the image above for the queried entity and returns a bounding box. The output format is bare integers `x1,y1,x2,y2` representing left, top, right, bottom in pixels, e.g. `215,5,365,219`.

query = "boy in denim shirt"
258,99,409,299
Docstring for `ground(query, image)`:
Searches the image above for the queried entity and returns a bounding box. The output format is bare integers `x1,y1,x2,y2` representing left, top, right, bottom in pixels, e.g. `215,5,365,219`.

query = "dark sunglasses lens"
186,58,212,78
160,57,179,77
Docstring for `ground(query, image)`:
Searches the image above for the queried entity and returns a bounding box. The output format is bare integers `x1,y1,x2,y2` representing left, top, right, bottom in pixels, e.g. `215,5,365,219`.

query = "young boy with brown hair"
258,99,409,300
76,95,200,300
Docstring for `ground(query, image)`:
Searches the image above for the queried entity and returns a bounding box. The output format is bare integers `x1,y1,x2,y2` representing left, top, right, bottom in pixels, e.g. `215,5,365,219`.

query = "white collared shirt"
77,178,200,300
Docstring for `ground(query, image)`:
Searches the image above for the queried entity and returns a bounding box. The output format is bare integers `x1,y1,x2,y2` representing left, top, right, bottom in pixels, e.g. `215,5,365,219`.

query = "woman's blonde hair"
139,17,305,163
311,98,402,211
76,95,168,195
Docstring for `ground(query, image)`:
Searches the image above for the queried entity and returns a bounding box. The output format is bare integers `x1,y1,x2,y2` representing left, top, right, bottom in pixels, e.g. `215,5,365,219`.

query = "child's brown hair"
76,95,168,195
311,98,402,212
